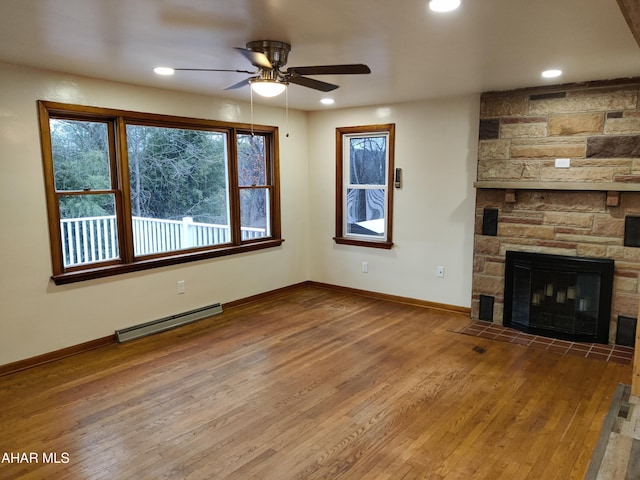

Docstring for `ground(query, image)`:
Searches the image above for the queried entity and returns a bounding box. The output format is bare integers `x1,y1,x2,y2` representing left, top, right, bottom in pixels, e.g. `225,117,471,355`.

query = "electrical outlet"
177,280,185,294
362,261,368,273
437,266,445,278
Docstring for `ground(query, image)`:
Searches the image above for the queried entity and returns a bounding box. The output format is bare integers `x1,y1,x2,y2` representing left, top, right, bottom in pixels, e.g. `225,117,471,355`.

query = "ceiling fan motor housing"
246,40,291,68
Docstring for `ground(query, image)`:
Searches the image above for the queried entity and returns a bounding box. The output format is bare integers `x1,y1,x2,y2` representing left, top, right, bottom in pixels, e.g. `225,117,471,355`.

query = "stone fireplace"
472,78,640,345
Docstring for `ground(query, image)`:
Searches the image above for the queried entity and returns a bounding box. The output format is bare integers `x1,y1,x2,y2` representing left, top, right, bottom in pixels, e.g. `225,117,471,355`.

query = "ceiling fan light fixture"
250,79,287,97
429,0,461,12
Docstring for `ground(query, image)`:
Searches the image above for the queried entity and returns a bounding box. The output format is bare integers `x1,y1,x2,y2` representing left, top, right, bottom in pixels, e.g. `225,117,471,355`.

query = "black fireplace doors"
504,251,614,344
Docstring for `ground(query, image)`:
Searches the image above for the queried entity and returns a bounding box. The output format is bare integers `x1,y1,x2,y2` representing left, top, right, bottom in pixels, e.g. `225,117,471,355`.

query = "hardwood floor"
0,285,632,479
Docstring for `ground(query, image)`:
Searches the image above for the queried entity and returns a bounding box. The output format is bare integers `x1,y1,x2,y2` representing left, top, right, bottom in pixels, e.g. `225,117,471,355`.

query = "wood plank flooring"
0,285,632,479
585,384,640,480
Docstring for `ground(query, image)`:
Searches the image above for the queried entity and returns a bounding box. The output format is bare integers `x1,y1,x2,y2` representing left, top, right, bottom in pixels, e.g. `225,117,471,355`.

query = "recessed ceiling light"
153,67,175,76
542,69,562,78
429,0,461,12
321,98,335,105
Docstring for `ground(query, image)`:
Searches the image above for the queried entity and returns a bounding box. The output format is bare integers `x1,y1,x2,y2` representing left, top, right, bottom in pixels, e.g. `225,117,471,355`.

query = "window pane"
237,134,267,186
41,102,282,282
58,194,119,267
346,188,385,237
240,188,270,240
126,125,230,255
349,136,386,186
50,119,111,191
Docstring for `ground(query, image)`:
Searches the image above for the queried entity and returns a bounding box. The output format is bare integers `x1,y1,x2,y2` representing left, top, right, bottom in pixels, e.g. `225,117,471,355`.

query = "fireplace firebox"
503,251,614,344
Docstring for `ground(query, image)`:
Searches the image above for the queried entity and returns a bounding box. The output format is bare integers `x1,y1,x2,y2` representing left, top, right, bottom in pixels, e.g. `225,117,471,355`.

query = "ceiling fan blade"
174,68,256,74
235,47,273,69
224,77,254,90
287,76,339,92
287,64,371,76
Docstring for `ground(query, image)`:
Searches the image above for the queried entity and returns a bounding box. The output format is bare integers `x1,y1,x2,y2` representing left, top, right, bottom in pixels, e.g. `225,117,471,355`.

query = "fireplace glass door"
504,251,614,343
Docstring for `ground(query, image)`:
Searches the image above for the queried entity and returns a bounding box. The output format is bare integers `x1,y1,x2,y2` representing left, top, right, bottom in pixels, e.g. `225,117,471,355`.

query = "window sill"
333,237,393,250
51,239,284,285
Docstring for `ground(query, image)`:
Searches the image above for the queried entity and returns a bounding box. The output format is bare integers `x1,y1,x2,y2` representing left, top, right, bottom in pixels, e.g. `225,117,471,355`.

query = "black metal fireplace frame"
503,251,615,344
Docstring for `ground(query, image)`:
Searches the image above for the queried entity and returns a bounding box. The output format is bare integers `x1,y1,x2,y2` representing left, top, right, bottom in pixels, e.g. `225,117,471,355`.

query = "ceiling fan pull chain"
285,86,289,138
250,87,254,136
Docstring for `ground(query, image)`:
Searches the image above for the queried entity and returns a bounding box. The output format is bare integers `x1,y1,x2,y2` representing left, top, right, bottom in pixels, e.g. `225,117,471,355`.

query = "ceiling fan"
157,40,371,97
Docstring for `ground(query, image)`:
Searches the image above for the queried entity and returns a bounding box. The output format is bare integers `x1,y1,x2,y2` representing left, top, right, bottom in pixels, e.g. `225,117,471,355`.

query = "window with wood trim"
334,124,395,249
38,101,282,284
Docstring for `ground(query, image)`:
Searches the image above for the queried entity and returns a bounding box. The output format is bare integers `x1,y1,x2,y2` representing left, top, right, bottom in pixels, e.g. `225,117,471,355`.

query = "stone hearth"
472,78,640,344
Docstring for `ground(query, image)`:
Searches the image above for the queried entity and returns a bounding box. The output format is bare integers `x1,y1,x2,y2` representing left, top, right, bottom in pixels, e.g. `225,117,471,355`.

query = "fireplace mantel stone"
474,181,640,191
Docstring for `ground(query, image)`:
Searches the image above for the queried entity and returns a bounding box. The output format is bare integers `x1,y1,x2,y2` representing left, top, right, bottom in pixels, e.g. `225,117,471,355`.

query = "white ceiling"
0,0,639,111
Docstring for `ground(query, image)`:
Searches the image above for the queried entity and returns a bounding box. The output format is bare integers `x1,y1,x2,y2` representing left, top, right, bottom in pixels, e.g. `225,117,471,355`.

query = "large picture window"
39,101,282,284
334,124,395,249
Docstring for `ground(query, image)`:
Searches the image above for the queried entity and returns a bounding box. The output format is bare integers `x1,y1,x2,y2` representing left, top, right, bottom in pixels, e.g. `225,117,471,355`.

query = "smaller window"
237,133,273,240
334,124,395,249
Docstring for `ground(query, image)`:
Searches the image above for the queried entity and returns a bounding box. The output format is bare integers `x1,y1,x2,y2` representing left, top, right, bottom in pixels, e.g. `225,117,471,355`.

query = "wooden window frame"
38,101,282,285
334,124,395,249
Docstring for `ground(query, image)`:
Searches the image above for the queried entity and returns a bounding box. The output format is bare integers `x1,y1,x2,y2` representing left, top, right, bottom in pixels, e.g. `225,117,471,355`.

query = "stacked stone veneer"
473,79,640,343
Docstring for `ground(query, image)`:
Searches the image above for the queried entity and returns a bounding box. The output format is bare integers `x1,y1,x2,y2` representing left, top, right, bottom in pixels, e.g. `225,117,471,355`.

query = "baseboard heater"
115,303,223,342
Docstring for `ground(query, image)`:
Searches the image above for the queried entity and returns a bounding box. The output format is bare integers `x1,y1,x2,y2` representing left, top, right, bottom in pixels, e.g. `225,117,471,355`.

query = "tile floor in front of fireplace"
459,321,634,364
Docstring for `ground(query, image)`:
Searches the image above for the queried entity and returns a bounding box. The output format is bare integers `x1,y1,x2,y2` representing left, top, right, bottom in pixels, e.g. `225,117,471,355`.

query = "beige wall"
0,62,479,365
0,63,310,365
307,97,480,307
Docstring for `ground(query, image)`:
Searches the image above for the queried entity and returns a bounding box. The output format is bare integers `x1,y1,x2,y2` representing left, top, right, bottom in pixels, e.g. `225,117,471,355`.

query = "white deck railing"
60,215,266,267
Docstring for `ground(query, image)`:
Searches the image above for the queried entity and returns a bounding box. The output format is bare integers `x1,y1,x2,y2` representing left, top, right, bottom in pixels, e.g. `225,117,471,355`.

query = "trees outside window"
334,124,395,249
126,125,231,256
39,101,281,284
